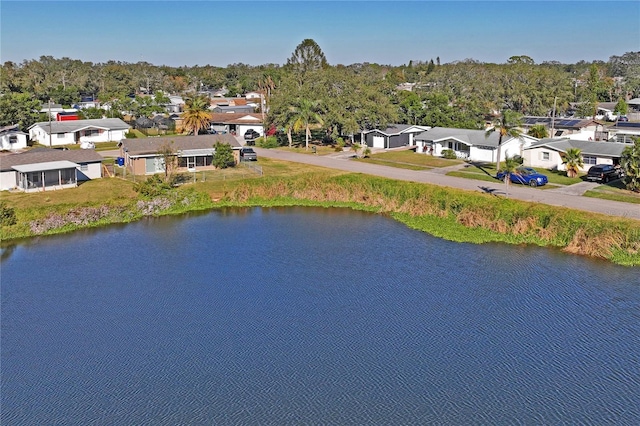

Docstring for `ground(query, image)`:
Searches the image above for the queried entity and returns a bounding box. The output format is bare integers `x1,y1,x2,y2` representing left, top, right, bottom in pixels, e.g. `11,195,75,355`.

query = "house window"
80,164,88,171
540,151,550,161
9,136,17,144
583,156,597,165
84,129,99,137
57,133,65,138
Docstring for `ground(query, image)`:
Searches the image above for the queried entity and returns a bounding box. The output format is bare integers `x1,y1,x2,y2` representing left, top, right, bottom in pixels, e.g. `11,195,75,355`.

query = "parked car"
618,116,629,122
497,167,548,187
240,147,257,161
586,164,621,183
244,129,260,140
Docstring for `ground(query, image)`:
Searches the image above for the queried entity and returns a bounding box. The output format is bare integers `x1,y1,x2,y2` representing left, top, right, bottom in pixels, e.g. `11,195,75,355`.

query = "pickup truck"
240,147,257,161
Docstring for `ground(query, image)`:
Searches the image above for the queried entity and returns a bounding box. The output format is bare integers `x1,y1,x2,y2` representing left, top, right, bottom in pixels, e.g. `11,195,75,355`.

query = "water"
2,207,639,425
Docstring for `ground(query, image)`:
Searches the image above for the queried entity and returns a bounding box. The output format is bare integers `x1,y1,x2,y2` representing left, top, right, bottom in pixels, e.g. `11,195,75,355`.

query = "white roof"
13,160,79,173
177,148,215,156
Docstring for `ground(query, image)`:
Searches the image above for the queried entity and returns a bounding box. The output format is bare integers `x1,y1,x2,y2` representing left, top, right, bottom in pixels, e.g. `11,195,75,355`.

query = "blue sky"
2,1,639,67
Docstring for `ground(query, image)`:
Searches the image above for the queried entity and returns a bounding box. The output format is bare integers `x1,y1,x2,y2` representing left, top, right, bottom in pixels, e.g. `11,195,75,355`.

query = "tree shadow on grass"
468,161,500,179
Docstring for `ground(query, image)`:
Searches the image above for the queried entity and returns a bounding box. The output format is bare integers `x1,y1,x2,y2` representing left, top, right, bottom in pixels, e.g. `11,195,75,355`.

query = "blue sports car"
496,167,548,187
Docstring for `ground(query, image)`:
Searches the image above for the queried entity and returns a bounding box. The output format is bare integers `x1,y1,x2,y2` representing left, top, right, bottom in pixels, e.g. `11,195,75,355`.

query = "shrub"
0,201,17,227
134,174,172,197
213,142,235,168
257,136,279,148
442,149,457,159
125,131,138,139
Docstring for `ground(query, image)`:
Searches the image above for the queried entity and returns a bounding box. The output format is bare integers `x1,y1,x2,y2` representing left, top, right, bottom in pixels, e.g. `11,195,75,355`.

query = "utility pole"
550,96,557,139
48,99,53,147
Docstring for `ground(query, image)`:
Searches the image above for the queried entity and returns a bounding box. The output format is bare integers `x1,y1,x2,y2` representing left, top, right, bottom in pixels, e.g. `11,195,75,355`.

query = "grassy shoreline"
2,171,639,266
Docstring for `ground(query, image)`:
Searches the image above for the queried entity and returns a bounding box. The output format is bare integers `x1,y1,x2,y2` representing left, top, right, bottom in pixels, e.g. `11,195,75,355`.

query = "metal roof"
415,127,502,147
13,160,79,173
177,148,216,157
0,148,103,171
120,134,241,156
525,138,628,157
28,118,130,134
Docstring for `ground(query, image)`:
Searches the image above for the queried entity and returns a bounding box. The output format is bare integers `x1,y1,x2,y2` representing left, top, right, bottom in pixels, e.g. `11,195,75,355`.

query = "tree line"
1,42,639,136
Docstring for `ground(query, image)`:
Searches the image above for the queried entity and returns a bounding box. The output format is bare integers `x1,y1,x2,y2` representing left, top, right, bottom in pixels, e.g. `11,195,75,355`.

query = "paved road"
253,148,640,221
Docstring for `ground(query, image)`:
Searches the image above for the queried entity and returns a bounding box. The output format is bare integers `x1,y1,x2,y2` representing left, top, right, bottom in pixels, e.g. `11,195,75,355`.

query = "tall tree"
181,96,211,136
486,109,523,171
286,39,328,77
0,92,43,131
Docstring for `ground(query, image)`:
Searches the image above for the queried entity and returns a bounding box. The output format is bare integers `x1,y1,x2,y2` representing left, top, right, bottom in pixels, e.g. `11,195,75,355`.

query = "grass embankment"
1,159,639,266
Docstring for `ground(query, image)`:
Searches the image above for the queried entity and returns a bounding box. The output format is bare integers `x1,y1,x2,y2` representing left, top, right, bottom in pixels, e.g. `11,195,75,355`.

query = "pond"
2,207,639,424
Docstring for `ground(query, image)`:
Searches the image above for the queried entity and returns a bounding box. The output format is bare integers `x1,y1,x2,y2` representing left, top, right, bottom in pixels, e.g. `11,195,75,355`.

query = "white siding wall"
468,147,494,162
0,171,18,190
29,126,128,146
524,148,562,170
0,133,28,150
237,125,263,137
77,162,102,180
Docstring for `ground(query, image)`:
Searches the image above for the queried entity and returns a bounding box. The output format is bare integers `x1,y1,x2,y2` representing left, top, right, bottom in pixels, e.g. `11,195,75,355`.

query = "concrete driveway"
253,147,640,221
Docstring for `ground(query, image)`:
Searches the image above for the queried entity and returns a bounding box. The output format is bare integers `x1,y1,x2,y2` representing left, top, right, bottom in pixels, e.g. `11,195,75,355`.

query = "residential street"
252,147,640,221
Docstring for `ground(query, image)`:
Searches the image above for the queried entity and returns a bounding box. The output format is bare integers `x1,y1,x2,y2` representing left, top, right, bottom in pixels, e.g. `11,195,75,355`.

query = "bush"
125,131,138,139
257,136,279,148
213,142,234,168
134,174,172,197
0,201,17,227
442,149,457,159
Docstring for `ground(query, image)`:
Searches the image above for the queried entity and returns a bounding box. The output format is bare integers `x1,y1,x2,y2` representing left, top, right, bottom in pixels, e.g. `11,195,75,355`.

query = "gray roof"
0,124,27,136
120,134,241,156
0,148,103,172
29,118,130,134
526,138,629,157
415,127,503,147
13,160,79,173
362,124,413,135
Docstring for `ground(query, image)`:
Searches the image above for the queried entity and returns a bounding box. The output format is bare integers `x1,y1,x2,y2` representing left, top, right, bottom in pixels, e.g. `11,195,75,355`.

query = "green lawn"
447,162,584,186
358,150,463,168
584,181,640,204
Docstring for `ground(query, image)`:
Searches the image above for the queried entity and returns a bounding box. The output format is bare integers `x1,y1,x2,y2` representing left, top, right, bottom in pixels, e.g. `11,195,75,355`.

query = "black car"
244,129,260,140
586,164,620,183
240,147,257,161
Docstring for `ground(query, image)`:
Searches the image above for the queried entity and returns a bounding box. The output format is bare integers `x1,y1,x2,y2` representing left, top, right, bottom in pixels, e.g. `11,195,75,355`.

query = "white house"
0,124,29,151
362,124,431,149
209,113,264,136
523,138,628,173
0,148,103,192
28,118,130,147
414,127,537,162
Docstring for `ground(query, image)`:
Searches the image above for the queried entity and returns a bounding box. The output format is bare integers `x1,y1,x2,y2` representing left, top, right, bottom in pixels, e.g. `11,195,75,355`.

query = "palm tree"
528,124,548,139
486,109,523,171
181,96,211,136
290,98,323,150
561,148,584,178
501,154,521,198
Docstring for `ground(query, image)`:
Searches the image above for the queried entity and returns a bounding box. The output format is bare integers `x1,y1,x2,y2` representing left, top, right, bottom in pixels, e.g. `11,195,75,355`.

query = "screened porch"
13,161,79,192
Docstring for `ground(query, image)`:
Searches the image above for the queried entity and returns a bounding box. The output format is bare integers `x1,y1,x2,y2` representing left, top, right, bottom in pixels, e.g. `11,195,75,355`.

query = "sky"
1,1,639,67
